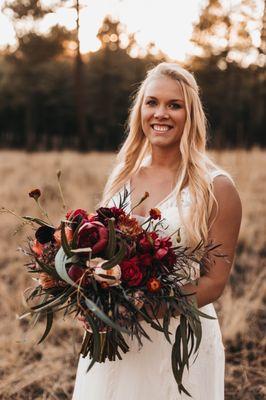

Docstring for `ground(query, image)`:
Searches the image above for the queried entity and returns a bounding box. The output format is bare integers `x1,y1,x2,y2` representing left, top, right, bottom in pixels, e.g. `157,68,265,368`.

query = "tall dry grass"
0,149,265,399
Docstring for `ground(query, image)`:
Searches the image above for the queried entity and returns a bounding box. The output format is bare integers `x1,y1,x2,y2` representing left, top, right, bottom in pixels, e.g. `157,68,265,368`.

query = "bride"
73,62,242,399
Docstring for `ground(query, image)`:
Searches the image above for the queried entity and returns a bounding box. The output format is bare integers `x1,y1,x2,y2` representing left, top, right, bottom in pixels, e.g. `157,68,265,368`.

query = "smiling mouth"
151,124,173,132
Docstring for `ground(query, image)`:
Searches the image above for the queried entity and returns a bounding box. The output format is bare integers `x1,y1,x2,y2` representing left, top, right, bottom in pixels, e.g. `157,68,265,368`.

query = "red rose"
120,257,143,287
77,221,108,254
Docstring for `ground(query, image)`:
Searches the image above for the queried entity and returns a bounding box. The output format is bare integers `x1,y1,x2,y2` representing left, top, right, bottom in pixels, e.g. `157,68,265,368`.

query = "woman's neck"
150,146,182,172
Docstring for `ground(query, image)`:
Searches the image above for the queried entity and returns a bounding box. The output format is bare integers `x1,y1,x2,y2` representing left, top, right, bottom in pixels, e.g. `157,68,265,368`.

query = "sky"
0,0,263,62
0,0,204,61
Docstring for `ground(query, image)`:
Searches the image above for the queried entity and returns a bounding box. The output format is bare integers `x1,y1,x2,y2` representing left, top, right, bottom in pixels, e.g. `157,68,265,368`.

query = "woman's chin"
148,136,180,149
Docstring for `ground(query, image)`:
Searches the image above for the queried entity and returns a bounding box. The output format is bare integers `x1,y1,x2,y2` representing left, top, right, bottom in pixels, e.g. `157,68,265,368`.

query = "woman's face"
141,76,187,149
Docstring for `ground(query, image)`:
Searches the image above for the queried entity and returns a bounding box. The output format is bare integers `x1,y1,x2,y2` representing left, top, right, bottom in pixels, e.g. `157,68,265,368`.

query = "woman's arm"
182,175,242,307
140,175,242,320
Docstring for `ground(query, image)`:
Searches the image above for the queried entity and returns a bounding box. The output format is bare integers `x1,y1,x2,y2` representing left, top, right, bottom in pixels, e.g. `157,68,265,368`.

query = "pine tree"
190,0,260,69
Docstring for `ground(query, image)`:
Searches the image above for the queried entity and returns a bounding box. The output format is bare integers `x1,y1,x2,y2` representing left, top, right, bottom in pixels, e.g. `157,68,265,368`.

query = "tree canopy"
0,0,265,150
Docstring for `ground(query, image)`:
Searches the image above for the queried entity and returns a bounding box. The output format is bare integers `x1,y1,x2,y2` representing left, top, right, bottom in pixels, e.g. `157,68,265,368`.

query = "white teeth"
152,124,171,132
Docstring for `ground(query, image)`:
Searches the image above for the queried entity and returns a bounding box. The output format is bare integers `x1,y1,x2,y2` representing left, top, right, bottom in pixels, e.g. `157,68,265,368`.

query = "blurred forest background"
0,0,265,151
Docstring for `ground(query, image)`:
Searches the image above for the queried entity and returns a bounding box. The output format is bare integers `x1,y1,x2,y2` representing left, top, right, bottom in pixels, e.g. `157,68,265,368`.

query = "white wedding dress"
73,168,233,400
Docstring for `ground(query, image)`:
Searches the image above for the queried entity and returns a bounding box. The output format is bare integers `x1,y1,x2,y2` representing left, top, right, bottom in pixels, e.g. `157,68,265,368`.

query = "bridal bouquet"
2,173,219,396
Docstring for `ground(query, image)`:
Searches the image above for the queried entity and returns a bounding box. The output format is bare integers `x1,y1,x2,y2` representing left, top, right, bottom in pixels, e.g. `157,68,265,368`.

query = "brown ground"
0,149,265,399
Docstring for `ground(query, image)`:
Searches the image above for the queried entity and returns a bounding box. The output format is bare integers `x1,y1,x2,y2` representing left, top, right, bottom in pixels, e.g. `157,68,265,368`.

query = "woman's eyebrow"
145,95,184,103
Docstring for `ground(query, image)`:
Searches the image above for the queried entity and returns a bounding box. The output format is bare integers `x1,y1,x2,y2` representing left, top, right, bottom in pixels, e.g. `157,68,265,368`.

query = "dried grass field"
0,149,265,400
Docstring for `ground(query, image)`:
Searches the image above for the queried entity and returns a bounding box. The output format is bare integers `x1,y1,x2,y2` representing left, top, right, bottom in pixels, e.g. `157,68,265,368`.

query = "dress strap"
209,169,236,186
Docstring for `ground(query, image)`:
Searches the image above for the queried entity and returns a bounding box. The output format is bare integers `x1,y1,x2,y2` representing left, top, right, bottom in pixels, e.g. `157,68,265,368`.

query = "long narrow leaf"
37,310,53,344
35,257,60,280
105,218,116,259
85,314,101,372
61,222,73,258
23,216,54,228
84,296,130,335
101,240,126,270
180,314,189,369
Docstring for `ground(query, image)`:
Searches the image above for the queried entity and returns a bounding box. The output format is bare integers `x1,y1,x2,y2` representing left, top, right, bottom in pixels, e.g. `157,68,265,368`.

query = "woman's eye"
169,103,181,110
146,100,157,106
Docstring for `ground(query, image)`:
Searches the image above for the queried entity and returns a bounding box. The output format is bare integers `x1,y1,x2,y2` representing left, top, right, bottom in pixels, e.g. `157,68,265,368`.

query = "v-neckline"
127,179,179,219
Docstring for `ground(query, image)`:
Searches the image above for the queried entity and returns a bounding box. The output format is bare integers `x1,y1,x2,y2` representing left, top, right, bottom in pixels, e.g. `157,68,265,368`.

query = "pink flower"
154,237,173,260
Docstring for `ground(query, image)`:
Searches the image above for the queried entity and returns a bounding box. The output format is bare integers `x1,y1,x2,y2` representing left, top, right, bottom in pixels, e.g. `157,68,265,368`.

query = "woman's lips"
151,124,173,133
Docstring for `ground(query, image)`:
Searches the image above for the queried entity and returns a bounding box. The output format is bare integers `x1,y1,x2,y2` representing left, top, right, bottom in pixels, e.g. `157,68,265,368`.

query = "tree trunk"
74,0,87,151
25,98,35,151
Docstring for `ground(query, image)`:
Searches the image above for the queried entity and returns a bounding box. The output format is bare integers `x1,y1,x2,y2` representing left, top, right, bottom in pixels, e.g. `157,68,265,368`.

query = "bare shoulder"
211,175,242,223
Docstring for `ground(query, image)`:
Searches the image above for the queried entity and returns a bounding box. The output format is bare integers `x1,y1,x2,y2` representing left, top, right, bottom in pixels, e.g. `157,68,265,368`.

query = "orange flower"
53,226,73,247
147,278,161,293
149,208,161,220
31,239,44,257
39,272,58,289
117,215,142,237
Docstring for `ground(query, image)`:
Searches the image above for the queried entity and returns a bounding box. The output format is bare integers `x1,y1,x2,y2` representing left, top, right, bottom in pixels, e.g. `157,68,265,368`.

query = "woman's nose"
153,107,169,119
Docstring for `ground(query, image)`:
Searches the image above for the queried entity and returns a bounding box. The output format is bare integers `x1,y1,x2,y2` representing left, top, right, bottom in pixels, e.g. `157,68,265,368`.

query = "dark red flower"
66,209,88,221
147,277,161,293
110,207,126,219
68,265,84,282
165,248,177,267
138,253,153,268
149,208,161,220
68,265,91,286
120,257,143,287
35,225,55,244
66,209,89,231
138,234,153,253
29,189,41,200
77,221,108,254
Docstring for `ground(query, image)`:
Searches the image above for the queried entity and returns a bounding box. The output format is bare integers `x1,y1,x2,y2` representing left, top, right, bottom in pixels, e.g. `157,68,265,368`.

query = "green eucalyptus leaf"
55,247,77,287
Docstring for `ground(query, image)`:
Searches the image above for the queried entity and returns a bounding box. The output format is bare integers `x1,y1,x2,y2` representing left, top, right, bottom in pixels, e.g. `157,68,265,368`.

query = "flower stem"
57,170,67,210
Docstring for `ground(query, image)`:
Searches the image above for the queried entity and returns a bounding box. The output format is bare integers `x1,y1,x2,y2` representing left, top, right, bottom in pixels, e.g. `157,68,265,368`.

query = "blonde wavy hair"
101,62,234,247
